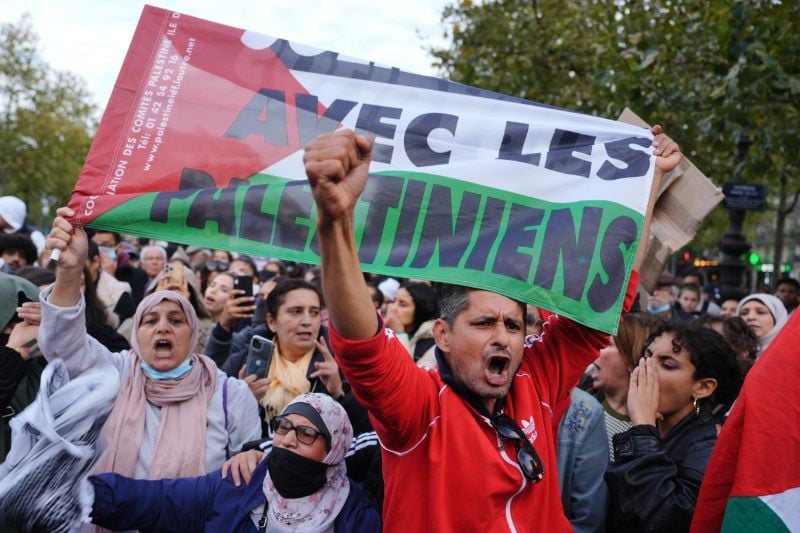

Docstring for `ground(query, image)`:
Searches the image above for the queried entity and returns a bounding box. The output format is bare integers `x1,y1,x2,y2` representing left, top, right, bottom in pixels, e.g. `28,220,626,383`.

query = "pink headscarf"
130,290,200,358
95,291,218,479
263,393,353,532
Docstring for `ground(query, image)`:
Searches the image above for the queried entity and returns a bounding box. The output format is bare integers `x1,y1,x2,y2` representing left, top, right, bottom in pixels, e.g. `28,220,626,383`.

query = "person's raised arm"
46,206,88,307
305,130,377,339
633,125,680,271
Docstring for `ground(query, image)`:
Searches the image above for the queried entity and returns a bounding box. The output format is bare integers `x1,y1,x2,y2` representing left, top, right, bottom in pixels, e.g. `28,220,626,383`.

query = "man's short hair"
776,277,800,291
0,234,37,265
367,283,384,308
679,283,701,296
14,265,56,287
90,229,121,244
439,284,525,327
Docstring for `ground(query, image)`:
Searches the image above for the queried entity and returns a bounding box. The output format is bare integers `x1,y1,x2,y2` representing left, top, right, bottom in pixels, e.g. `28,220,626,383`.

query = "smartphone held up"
245,334,275,379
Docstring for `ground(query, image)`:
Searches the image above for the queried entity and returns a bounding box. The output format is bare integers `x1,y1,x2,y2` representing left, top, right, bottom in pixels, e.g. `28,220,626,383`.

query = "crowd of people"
0,125,796,532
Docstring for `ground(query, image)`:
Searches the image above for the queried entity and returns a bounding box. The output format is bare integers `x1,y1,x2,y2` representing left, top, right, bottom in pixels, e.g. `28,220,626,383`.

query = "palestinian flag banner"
69,5,658,333
691,310,800,532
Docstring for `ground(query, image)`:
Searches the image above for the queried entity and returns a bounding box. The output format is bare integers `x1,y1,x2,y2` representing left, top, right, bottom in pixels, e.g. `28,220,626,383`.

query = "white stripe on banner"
270,69,655,213
760,486,800,529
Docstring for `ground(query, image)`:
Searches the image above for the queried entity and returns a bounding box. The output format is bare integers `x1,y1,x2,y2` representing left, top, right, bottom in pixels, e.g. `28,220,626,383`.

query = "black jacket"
605,412,717,533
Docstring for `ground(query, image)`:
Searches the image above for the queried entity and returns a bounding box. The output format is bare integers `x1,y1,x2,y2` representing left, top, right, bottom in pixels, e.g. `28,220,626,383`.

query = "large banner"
69,5,657,333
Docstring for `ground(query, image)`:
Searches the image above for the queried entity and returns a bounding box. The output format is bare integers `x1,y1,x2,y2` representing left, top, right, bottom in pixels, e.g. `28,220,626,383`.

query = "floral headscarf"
263,393,353,532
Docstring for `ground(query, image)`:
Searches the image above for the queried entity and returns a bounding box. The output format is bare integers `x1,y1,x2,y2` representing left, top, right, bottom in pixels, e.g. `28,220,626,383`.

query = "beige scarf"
259,341,313,422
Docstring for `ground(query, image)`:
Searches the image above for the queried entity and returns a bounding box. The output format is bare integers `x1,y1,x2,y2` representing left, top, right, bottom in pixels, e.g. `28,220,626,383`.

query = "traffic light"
748,252,761,266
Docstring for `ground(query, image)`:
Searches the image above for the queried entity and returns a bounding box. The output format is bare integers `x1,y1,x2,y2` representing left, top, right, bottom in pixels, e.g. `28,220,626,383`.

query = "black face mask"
267,447,328,498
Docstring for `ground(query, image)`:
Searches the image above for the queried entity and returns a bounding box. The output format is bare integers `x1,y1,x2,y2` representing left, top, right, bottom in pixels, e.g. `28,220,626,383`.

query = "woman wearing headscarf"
39,207,261,479
88,393,381,532
143,259,214,353
736,293,788,356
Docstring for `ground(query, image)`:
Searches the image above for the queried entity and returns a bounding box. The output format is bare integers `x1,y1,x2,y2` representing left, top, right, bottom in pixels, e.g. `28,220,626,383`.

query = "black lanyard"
257,500,269,533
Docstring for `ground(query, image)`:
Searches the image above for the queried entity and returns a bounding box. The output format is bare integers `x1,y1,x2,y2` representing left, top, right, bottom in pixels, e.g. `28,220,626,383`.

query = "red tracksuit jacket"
329,274,637,532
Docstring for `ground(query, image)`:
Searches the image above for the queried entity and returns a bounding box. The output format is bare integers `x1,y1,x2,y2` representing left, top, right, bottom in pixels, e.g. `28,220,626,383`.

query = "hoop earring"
692,396,700,415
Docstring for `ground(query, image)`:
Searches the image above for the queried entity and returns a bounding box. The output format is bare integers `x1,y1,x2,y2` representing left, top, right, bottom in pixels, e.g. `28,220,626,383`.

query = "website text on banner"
68,5,657,333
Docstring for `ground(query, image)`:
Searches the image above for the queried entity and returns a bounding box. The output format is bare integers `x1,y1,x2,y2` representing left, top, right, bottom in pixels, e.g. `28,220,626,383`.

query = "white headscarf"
737,293,788,355
263,393,353,532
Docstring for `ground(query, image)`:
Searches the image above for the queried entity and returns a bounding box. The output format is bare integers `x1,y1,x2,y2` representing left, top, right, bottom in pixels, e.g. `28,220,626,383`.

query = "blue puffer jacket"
90,458,381,532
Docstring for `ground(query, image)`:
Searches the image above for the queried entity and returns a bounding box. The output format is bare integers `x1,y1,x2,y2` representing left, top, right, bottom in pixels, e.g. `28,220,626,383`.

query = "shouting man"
305,126,680,531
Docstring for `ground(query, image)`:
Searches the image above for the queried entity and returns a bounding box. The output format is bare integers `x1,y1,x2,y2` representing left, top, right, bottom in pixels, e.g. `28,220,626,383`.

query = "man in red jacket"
304,128,679,532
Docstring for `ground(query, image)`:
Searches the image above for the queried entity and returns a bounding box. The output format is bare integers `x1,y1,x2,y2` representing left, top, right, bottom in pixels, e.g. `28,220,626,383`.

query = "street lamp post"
718,131,753,301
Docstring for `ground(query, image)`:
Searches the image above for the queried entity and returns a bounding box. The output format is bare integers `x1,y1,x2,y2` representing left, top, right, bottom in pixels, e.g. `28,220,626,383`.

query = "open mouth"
296,332,313,341
154,339,173,352
485,354,511,386
204,296,216,306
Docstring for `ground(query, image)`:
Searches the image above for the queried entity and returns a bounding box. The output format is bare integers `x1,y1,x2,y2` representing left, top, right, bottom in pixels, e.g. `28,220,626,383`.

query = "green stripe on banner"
89,170,641,333
722,497,791,532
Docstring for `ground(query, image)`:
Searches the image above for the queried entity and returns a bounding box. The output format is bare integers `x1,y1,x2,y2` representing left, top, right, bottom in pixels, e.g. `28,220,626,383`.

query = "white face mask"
99,246,118,262
139,359,192,380
648,302,671,314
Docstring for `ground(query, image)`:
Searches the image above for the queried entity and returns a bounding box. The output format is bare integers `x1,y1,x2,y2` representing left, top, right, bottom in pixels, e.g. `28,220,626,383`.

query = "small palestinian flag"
691,310,800,532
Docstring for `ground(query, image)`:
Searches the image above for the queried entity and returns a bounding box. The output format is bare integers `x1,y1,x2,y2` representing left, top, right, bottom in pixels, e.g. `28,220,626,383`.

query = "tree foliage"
431,0,799,256
0,15,96,226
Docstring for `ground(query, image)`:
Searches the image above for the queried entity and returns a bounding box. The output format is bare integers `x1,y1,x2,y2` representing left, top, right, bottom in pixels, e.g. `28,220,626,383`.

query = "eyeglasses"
206,260,230,272
271,416,325,446
526,315,542,327
490,413,544,483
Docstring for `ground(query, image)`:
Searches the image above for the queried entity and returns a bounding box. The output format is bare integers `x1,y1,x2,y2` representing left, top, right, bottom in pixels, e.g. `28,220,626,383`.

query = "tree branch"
784,185,800,216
